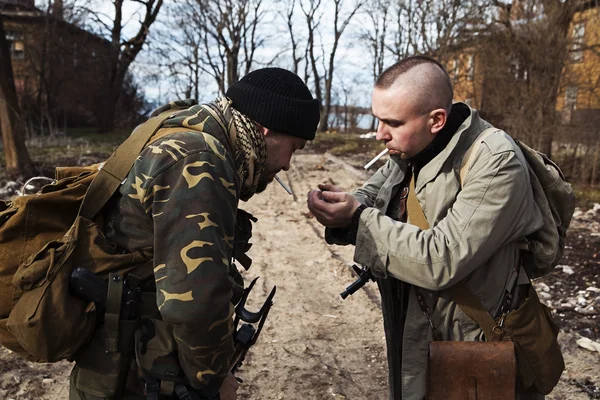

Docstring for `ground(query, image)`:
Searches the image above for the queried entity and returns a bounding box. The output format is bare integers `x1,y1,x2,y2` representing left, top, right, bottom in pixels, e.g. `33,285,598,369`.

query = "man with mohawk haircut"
308,56,568,399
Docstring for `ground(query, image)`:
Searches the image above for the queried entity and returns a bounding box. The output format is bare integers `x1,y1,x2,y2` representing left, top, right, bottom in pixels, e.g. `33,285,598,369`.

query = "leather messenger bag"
406,173,518,400
427,340,516,400
407,169,562,399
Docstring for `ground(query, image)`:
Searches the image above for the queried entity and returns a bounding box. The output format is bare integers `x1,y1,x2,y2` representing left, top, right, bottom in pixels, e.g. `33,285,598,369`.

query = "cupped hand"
306,189,360,228
317,183,342,192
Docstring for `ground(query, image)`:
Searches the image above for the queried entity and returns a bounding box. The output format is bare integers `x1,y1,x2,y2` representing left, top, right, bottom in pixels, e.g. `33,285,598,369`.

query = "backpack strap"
459,127,499,185
407,126,507,341
447,283,504,341
78,110,177,220
406,173,428,230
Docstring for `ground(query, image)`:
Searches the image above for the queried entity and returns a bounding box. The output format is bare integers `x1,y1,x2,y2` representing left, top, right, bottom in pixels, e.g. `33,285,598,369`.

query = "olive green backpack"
456,128,576,394
0,110,175,362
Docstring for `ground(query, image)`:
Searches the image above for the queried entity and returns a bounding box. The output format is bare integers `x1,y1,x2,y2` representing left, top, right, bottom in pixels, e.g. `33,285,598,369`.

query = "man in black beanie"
226,67,321,194
69,68,320,400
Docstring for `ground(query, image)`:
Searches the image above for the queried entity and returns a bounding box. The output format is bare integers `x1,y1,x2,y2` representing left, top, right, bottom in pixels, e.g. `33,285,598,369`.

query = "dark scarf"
410,104,470,177
215,97,267,201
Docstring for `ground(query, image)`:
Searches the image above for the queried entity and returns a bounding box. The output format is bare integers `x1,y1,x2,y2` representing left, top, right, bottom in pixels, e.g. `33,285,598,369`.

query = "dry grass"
2,129,600,210
0,129,130,183
305,131,385,156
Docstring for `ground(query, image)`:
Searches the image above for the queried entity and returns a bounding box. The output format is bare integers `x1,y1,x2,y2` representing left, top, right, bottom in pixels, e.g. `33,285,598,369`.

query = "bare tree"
151,7,206,101
92,0,163,132
302,0,364,132
358,0,390,130
0,17,32,176
282,0,303,74
388,0,487,63
163,0,265,96
300,0,322,108
473,0,588,157
335,74,368,132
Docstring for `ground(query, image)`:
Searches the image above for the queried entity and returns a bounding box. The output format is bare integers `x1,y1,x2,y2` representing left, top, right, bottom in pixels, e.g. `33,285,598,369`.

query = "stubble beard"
255,175,271,194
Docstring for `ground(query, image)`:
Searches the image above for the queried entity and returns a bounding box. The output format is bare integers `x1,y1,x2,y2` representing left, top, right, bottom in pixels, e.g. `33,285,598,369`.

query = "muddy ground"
1,152,599,399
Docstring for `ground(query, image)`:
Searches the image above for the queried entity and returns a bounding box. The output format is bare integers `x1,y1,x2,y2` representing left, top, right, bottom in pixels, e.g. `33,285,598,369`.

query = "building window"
565,86,578,110
6,30,25,59
570,22,585,63
467,55,474,81
510,57,528,81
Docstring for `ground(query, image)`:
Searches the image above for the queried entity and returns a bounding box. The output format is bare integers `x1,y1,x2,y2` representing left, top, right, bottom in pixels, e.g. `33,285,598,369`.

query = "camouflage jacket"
103,100,248,396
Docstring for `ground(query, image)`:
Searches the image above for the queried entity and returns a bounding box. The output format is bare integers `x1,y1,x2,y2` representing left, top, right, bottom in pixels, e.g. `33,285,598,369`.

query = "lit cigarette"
275,175,293,195
364,148,389,169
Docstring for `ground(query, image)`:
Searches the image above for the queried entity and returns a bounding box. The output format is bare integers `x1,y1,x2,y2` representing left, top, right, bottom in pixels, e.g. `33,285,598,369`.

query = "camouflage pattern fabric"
98,99,267,395
153,98,267,201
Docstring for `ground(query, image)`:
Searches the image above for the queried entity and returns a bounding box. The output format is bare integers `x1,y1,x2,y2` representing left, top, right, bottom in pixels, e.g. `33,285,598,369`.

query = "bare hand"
219,373,239,400
306,186,360,228
317,183,342,192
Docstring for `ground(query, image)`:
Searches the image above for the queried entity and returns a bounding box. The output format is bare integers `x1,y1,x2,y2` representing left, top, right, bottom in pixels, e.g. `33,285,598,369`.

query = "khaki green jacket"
351,103,543,399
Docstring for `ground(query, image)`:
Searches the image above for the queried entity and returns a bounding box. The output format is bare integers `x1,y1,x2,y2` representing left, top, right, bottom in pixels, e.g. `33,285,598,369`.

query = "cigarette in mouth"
275,175,293,195
364,148,389,170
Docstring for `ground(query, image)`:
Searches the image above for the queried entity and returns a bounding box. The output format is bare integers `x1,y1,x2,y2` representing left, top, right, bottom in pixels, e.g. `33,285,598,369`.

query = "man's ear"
255,122,269,136
429,109,448,135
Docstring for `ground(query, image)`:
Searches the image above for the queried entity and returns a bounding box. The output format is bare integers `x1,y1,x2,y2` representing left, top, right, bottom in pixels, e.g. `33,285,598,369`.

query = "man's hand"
307,183,361,228
219,373,239,400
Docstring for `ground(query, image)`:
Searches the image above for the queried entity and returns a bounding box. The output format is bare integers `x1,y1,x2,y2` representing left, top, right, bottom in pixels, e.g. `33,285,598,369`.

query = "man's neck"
410,104,470,176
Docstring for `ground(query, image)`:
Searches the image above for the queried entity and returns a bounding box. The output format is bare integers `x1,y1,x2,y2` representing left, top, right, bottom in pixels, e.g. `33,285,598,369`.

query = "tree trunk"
97,83,120,133
96,0,163,133
0,18,33,175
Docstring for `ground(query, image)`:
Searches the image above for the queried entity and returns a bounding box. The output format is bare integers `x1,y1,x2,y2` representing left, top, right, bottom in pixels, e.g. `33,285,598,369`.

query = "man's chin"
255,178,270,194
388,148,413,159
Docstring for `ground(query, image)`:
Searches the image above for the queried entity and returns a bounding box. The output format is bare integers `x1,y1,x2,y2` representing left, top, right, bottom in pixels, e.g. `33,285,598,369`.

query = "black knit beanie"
226,68,321,140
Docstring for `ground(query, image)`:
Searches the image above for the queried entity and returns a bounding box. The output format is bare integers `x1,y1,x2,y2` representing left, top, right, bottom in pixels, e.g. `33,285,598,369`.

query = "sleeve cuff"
353,207,389,279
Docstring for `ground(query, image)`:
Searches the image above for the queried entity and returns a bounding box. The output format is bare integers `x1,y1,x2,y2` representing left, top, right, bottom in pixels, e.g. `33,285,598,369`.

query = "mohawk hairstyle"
376,55,454,114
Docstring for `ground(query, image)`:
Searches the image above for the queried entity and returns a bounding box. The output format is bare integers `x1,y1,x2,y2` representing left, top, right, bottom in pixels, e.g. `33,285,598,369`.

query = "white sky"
36,0,380,113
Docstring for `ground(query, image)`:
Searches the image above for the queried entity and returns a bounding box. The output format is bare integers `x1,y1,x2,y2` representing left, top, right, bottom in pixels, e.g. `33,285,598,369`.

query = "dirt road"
1,153,598,399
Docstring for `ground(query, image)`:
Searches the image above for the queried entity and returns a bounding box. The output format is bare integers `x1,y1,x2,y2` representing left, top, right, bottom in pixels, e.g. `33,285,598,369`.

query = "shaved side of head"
376,56,454,115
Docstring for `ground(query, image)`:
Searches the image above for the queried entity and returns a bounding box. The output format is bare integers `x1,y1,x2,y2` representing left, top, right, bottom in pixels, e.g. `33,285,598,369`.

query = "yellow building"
446,52,484,110
450,2,600,128
556,4,600,125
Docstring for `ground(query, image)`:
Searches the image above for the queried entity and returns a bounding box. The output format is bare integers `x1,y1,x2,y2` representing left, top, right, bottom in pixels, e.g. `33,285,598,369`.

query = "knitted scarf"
150,98,267,201
215,97,267,201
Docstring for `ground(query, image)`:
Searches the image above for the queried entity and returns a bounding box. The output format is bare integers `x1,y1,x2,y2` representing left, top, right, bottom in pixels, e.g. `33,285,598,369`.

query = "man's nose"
375,123,388,141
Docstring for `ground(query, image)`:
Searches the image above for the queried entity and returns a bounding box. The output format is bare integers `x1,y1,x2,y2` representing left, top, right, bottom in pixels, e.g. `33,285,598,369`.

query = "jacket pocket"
135,317,184,382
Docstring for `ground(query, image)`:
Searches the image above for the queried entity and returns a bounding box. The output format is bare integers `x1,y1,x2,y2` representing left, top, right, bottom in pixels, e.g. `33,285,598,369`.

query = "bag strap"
407,127,498,228
407,184,503,340
406,173,428,229
407,126,505,341
105,272,125,353
459,127,499,185
447,283,503,341
78,110,177,220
